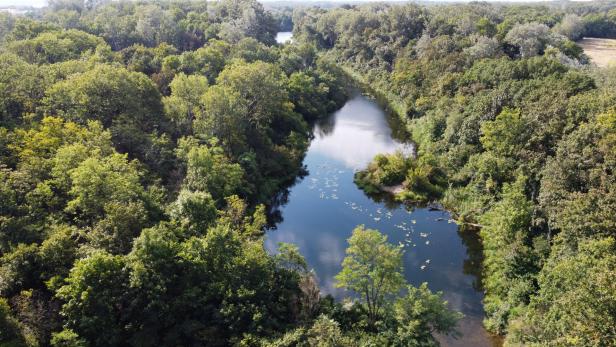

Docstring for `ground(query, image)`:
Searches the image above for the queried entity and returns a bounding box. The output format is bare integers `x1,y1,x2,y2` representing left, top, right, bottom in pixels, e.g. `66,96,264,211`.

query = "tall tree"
335,225,404,326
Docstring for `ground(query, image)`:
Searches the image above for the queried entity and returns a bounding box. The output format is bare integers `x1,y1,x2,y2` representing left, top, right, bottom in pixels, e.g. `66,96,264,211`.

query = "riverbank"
338,64,410,121
335,62,485,224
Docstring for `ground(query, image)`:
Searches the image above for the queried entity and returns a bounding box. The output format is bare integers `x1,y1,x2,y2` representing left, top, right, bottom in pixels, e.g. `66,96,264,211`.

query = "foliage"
554,14,585,41
507,237,616,346
393,284,463,345
504,22,558,58
55,251,130,346
335,225,404,326
0,297,28,347
7,29,108,64
479,176,536,334
163,72,208,135
176,137,245,202
354,151,446,202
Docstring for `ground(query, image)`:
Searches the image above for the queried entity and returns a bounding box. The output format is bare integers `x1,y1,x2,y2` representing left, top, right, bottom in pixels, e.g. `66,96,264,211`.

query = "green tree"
480,108,527,158
56,252,130,346
335,225,404,326
7,29,108,64
0,244,41,297
306,315,354,347
480,175,537,334
194,85,249,153
539,112,616,246
42,65,163,127
163,72,208,135
393,284,463,345
215,61,292,131
38,224,78,282
169,189,217,235
176,138,245,202
11,116,113,181
50,329,87,347
41,64,167,168
507,237,616,346
65,153,145,224
0,53,44,127
213,0,277,45
0,297,29,347
504,22,555,58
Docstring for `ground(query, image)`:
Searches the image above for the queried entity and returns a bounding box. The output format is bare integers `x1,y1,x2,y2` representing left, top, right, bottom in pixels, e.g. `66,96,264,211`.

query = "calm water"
266,94,499,346
276,31,293,44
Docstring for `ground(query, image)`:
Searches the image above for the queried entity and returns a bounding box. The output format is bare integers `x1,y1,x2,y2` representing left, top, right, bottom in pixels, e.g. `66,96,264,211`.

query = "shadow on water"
459,225,486,292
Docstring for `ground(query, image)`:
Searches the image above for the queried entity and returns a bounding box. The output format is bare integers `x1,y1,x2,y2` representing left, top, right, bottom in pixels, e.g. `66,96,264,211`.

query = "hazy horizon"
0,0,597,9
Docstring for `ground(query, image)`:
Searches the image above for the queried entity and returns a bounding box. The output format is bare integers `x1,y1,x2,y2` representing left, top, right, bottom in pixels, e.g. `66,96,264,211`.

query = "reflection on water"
276,31,293,44
266,94,497,346
309,96,413,169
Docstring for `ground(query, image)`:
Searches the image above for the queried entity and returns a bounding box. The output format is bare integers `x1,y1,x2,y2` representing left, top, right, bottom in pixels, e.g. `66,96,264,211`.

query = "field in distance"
578,37,616,68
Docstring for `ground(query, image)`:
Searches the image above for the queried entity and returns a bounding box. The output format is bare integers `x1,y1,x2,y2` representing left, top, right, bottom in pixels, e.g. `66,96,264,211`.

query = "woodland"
0,0,615,346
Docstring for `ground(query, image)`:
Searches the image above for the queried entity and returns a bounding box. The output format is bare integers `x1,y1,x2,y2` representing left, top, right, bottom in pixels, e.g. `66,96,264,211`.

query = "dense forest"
0,0,615,346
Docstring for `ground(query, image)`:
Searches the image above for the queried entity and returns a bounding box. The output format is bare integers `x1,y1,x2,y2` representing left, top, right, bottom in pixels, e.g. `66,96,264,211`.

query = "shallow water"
266,94,499,346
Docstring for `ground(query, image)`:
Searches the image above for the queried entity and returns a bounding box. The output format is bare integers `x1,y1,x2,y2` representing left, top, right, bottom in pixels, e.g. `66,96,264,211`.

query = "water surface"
276,31,293,44
266,94,498,346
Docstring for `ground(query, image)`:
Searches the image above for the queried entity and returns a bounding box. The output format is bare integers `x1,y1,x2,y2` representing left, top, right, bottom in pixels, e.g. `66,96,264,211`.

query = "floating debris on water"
425,241,430,245
420,265,426,270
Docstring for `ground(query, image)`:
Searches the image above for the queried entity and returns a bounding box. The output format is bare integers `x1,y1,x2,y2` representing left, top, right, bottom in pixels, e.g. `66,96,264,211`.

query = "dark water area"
266,93,500,346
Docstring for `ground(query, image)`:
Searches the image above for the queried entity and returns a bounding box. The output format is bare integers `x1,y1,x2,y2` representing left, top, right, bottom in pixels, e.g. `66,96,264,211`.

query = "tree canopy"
2,0,616,345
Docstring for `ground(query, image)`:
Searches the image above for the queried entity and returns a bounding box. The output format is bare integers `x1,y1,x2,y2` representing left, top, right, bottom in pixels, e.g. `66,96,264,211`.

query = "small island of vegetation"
354,151,446,203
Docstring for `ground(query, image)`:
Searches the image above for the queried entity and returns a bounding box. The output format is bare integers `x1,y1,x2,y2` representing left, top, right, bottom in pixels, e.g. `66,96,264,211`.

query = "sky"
0,0,47,7
0,0,594,8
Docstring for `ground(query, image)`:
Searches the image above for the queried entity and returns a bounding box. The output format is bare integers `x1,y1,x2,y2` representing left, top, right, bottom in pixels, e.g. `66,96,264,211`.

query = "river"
266,93,500,346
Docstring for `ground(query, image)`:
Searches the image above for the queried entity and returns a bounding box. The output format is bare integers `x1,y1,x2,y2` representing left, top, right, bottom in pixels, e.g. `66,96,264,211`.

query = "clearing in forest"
578,37,616,68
